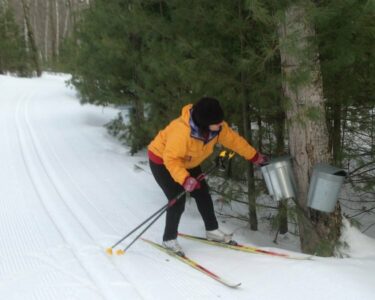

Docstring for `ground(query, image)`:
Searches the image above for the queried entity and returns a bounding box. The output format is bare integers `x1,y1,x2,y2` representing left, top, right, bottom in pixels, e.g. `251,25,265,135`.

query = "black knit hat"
192,97,224,128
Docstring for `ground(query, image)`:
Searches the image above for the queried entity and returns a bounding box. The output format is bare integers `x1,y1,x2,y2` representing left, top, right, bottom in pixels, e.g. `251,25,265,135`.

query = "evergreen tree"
314,0,375,230
0,3,31,76
64,0,283,153
315,0,375,163
62,0,151,153
63,0,375,252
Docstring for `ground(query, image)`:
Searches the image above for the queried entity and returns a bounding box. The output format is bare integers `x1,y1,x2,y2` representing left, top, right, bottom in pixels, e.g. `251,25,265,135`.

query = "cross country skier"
148,97,267,254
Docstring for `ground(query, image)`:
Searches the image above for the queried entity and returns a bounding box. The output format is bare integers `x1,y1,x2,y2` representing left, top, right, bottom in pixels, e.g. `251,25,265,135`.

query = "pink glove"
250,153,268,166
183,176,201,192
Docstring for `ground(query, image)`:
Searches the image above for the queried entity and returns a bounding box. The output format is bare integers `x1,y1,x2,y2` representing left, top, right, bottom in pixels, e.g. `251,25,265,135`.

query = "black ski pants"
149,160,219,241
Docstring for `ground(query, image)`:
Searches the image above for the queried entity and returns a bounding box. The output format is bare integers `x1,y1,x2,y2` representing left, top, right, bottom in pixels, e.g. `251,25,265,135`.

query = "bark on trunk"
0,1,7,73
48,0,57,62
274,111,288,234
243,100,258,231
239,1,257,230
331,103,342,165
278,3,342,256
21,0,41,76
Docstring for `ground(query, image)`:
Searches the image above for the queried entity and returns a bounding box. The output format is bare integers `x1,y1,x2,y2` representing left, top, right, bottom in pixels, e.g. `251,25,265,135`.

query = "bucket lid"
313,163,347,177
261,155,292,168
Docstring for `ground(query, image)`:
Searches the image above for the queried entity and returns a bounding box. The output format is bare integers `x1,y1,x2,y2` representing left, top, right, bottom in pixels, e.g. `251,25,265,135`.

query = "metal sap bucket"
307,164,347,213
261,156,297,201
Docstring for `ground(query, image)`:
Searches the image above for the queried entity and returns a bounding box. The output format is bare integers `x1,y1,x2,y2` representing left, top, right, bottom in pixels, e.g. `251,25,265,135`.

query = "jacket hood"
180,104,193,125
180,104,220,144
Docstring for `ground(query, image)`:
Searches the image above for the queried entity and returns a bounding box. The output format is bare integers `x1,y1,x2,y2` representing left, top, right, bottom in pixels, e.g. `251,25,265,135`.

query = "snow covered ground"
0,73,374,300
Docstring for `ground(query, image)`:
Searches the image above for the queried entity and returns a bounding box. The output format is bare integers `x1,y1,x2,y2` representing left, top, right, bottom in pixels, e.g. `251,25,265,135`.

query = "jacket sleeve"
163,127,190,185
217,122,257,160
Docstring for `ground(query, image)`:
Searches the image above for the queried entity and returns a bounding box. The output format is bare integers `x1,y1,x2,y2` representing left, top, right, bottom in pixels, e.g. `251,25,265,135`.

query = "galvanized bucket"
307,164,347,213
261,156,297,201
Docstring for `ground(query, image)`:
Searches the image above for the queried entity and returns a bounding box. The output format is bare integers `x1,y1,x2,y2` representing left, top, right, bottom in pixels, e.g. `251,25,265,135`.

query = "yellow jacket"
148,104,257,185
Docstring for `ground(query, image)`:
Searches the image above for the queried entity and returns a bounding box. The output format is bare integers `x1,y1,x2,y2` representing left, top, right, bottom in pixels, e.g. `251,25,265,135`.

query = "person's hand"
183,176,201,192
250,153,269,167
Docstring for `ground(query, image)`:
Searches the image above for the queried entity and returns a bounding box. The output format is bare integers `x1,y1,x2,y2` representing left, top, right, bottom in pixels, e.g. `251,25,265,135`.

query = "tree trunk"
243,100,258,231
238,0,257,230
62,1,70,39
54,0,59,57
274,111,288,234
21,0,41,76
278,3,342,256
48,0,57,62
44,0,49,61
0,1,7,73
371,108,374,160
331,103,342,165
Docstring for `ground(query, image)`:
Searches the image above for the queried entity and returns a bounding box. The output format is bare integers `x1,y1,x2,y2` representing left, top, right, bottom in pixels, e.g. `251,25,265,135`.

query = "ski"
178,233,312,260
141,238,241,288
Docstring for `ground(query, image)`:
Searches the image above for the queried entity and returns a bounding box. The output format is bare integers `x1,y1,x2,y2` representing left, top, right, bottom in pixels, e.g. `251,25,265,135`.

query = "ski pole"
113,170,212,256
106,169,210,253
106,150,235,255
105,204,168,255
115,204,169,255
106,188,187,256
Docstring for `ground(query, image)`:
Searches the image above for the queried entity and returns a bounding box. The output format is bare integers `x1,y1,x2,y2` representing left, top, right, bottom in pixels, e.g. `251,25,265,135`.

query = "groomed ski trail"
1,74,374,300
11,81,143,299
0,75,242,300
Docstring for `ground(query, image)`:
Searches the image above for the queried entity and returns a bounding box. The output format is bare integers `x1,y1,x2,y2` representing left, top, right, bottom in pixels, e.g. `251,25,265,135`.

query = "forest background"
1,0,374,256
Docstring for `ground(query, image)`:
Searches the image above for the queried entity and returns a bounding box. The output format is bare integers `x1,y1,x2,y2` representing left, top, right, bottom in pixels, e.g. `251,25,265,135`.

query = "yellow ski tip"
116,249,125,256
105,248,113,256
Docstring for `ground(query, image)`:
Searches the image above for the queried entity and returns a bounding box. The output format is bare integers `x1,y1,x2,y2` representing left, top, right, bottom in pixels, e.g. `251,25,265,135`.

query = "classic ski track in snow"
23,89,202,298
14,93,103,294
21,90,218,298
11,81,227,299
1,75,375,300
13,87,143,299
1,88,102,299
28,94,140,240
